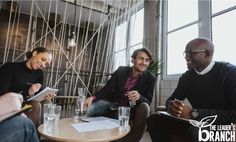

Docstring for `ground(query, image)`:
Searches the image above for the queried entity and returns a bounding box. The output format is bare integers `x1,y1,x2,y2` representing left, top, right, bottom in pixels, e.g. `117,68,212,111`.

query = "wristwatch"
190,109,199,119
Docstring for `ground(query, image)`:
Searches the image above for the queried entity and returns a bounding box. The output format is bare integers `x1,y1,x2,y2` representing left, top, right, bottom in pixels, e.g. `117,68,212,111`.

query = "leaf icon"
190,115,217,128
190,120,201,127
199,115,217,128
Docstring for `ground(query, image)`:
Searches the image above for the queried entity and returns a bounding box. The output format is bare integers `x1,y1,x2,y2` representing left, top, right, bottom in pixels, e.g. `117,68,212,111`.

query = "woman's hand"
44,93,56,102
28,83,42,96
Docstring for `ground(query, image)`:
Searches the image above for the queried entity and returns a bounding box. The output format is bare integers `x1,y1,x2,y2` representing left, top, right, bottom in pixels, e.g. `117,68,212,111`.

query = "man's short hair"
131,48,152,61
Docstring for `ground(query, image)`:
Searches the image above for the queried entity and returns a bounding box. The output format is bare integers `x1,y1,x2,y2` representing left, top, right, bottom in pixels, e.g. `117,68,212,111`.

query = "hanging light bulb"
68,0,77,48
68,32,76,48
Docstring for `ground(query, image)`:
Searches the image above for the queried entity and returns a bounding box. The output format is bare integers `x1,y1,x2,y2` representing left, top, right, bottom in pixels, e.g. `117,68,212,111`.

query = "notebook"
0,104,32,122
27,87,58,102
157,111,199,125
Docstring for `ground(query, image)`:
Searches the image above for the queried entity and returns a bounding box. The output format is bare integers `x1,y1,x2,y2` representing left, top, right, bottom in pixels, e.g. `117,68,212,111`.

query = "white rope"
33,0,94,96
96,6,117,84
48,0,59,87
53,12,112,96
75,0,95,94
43,0,52,48
86,0,94,73
3,1,13,63
100,6,121,83
6,1,18,62
12,1,21,61
3,1,142,98
39,5,47,47
99,16,112,83
21,0,96,95
52,1,60,86
24,1,34,61
32,6,38,49
89,2,107,93
44,0,52,86
86,0,97,92
73,0,85,96
12,1,78,62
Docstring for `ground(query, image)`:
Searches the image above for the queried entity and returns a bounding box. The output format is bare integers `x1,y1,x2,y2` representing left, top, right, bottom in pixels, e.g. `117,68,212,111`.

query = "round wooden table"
38,118,129,142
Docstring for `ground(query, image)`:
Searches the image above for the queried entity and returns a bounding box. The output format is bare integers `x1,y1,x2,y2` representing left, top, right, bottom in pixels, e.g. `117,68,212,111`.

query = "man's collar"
195,60,215,75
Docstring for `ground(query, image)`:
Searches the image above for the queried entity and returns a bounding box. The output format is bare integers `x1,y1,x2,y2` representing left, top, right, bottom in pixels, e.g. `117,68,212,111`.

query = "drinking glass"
118,106,130,132
73,88,87,121
77,87,86,96
54,105,61,125
43,103,53,129
47,104,56,132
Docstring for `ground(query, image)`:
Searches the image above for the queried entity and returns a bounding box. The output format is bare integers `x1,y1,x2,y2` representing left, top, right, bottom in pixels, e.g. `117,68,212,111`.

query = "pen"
27,83,33,85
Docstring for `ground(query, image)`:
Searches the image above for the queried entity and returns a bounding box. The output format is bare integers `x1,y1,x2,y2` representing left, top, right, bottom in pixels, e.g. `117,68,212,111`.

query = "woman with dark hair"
0,47,53,127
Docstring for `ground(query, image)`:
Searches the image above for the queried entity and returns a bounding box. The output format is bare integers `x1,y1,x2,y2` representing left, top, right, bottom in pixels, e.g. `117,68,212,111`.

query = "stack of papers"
81,116,119,123
71,117,119,133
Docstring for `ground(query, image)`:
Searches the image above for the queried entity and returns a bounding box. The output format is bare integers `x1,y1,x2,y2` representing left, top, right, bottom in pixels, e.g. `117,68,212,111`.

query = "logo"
190,115,235,142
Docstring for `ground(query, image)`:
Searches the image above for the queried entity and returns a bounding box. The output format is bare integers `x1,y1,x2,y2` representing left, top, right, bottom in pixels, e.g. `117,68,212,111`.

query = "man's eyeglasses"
183,49,206,57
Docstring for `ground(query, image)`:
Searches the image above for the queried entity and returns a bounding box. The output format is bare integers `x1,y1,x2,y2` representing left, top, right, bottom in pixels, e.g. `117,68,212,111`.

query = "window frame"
113,2,144,71
162,0,212,80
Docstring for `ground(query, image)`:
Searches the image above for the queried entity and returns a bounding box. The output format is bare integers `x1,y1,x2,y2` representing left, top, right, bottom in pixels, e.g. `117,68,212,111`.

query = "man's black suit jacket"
95,66,156,105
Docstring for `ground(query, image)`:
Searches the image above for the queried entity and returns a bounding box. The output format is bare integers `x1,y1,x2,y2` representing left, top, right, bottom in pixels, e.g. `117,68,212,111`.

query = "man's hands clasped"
167,99,192,119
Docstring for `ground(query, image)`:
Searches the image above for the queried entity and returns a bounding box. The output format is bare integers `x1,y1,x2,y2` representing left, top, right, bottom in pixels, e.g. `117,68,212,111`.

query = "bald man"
147,38,236,142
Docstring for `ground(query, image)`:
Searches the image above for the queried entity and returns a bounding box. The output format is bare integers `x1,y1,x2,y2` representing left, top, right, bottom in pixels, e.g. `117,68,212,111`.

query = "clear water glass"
43,103,56,132
43,103,52,128
54,105,61,125
118,106,130,132
47,112,56,133
73,89,87,121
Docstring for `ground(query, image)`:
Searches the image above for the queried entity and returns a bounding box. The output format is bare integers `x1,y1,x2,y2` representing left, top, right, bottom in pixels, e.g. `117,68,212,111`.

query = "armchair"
94,84,150,142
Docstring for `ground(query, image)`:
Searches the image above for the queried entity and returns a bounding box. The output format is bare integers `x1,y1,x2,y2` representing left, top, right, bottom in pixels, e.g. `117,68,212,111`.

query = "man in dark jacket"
86,48,156,142
147,38,236,142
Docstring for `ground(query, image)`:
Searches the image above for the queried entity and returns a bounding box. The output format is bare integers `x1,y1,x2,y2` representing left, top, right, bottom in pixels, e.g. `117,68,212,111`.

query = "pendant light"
68,0,77,48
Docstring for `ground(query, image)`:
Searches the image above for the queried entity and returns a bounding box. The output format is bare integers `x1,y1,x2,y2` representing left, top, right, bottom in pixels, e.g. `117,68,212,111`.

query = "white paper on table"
71,120,119,133
81,116,119,124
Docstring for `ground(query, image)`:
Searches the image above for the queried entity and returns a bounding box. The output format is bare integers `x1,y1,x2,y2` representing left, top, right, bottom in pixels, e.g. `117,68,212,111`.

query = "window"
114,22,127,70
211,0,236,13
167,24,198,75
129,8,144,65
163,0,236,78
164,0,198,76
211,2,236,65
113,8,144,71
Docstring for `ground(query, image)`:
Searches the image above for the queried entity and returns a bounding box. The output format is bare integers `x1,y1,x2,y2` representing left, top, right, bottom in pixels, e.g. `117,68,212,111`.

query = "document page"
158,111,199,124
71,120,119,133
27,87,58,102
81,116,119,123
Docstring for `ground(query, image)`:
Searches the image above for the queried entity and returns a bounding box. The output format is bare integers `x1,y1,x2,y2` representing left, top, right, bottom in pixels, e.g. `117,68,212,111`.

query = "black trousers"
146,113,199,142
